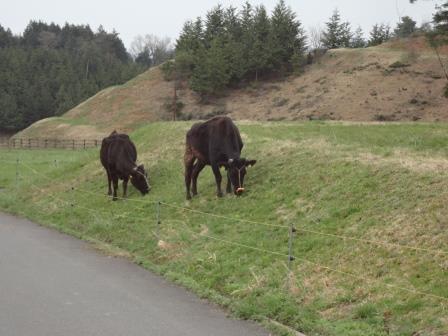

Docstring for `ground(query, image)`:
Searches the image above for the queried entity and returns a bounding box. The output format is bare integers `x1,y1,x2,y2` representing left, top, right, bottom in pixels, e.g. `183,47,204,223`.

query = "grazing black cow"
100,131,150,200
184,116,256,200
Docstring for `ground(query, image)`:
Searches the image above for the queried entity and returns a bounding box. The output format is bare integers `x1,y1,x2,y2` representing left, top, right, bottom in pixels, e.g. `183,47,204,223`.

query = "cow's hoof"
192,191,198,196
186,194,192,200
112,197,118,201
217,192,223,198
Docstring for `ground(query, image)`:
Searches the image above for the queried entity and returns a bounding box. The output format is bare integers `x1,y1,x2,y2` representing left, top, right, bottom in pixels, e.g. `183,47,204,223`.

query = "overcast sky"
1,0,439,49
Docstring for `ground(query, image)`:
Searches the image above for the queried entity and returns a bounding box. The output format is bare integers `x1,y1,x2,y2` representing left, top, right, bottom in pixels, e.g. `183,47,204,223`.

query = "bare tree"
130,34,174,66
308,25,325,50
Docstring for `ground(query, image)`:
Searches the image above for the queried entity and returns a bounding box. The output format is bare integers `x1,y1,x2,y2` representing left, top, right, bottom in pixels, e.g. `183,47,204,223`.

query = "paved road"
0,213,269,336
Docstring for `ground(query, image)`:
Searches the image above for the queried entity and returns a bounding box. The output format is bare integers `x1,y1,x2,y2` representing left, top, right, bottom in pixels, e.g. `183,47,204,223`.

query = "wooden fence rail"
0,138,102,150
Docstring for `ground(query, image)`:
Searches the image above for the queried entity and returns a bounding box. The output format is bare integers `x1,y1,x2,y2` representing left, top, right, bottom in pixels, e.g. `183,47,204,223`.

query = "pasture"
1,121,448,336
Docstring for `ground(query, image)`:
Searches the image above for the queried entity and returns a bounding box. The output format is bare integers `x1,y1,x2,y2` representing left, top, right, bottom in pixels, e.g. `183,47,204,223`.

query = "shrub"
272,97,289,107
160,61,175,81
389,61,411,69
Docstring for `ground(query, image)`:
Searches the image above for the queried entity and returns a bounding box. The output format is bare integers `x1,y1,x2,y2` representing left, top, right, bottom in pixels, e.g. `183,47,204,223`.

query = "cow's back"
186,116,243,163
101,132,137,172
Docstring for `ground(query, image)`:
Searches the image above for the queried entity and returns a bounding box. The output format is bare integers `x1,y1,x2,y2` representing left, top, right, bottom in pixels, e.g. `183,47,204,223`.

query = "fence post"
15,158,19,190
288,223,296,272
70,186,75,210
156,201,161,240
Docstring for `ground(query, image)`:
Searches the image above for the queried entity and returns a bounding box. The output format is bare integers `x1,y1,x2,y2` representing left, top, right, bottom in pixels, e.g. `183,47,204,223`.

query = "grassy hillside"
16,36,448,140
1,121,448,335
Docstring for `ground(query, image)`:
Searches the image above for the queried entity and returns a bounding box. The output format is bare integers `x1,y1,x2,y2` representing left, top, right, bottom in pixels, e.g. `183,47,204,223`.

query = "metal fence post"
288,223,296,272
15,158,19,190
156,201,161,240
71,186,75,210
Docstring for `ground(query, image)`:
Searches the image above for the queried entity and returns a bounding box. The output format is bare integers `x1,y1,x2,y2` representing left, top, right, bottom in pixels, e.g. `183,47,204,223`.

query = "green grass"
1,121,448,336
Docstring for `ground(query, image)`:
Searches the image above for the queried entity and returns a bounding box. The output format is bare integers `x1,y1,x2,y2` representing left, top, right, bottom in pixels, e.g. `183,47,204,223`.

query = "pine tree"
433,1,448,33
239,2,255,77
269,0,306,74
321,9,352,49
351,26,366,48
190,38,231,97
204,5,226,45
368,24,391,46
252,5,271,80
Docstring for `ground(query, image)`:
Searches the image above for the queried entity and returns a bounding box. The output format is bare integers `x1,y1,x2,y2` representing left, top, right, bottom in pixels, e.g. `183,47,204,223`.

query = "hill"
1,121,448,335
16,36,448,140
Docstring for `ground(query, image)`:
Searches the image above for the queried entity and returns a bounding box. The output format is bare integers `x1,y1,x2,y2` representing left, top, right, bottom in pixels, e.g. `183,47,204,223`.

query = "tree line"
163,0,306,98
164,0,448,98
0,21,172,132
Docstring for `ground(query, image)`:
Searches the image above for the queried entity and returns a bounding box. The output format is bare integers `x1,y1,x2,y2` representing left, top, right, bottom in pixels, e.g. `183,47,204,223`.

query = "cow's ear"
138,164,145,170
245,160,257,167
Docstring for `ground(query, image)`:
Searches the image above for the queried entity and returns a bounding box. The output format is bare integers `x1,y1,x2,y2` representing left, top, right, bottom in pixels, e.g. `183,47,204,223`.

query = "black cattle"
184,116,256,200
100,131,150,200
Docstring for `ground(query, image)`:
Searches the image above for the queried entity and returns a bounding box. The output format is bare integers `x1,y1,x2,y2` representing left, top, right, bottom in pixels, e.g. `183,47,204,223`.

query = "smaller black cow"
100,131,150,200
184,116,256,200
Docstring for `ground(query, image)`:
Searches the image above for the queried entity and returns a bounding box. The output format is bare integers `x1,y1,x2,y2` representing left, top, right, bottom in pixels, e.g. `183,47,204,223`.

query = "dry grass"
17,36,448,140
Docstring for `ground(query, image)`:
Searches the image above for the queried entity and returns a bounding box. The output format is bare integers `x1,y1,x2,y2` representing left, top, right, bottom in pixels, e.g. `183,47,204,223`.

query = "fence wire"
6,157,448,304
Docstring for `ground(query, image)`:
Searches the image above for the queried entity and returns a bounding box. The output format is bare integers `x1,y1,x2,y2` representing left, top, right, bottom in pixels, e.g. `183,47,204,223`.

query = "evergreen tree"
190,38,231,96
224,6,242,40
433,1,448,33
394,16,417,37
321,9,352,49
173,1,306,97
0,21,144,131
351,26,366,48
252,5,272,80
368,24,391,46
0,24,15,48
204,5,226,45
239,2,255,77
269,0,306,73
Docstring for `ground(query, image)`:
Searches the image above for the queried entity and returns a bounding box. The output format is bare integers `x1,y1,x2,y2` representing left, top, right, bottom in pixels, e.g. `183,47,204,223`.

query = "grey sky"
1,0,439,49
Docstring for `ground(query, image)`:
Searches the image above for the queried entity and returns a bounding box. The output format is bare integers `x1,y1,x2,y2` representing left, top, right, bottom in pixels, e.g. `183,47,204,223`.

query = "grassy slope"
15,36,448,140
1,121,448,335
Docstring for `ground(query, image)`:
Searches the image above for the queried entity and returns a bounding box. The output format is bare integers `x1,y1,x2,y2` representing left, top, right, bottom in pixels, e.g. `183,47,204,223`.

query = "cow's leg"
191,161,206,196
112,175,119,201
123,177,129,198
226,173,232,194
211,164,223,198
106,169,112,196
184,146,195,200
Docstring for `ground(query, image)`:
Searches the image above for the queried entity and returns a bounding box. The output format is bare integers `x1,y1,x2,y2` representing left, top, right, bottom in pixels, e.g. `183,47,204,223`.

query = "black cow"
184,116,256,200
100,131,150,200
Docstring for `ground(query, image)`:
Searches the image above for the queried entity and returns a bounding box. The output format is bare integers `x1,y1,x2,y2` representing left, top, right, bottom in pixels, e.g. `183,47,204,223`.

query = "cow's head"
130,164,151,195
224,158,257,196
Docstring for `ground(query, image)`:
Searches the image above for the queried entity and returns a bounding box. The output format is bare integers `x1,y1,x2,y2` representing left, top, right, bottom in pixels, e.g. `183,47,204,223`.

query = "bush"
272,97,289,107
160,61,175,81
389,61,411,69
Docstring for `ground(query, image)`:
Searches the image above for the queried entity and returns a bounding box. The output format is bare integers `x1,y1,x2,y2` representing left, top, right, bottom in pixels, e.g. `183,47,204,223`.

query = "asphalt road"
0,213,270,336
